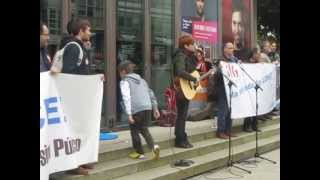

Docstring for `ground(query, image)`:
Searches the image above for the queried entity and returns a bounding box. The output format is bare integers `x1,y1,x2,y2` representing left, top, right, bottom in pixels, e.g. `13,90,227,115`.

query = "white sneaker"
129,152,146,159
152,145,160,160
138,154,146,159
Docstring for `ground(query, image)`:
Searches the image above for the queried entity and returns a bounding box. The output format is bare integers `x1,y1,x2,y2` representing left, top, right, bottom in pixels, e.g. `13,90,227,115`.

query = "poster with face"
181,0,218,60
222,0,251,61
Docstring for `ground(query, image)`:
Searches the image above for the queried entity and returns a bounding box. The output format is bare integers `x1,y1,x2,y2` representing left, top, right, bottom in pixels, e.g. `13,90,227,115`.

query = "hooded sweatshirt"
59,34,74,49
120,73,158,115
61,37,90,75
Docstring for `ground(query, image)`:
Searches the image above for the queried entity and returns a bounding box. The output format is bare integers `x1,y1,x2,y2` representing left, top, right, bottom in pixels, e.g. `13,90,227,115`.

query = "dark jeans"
129,110,155,154
175,91,189,144
243,117,258,130
217,88,232,134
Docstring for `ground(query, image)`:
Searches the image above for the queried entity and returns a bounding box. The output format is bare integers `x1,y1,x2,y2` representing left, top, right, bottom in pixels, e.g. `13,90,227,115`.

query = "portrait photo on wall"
222,0,251,62
181,0,218,60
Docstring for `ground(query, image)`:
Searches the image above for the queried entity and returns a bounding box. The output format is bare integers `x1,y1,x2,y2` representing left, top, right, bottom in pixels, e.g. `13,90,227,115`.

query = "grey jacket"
120,73,158,115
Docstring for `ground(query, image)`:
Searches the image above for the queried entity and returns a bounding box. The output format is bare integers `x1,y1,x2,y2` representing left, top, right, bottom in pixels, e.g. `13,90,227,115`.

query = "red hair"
178,35,194,49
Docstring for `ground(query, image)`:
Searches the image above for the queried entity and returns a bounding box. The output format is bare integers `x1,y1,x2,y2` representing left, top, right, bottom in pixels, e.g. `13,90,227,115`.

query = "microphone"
235,57,246,71
211,58,225,66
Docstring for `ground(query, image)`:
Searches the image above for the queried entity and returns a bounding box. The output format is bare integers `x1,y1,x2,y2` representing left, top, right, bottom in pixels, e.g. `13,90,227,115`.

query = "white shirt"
120,80,132,115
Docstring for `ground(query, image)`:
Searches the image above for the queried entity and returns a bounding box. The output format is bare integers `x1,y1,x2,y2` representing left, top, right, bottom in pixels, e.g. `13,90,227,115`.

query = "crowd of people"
41,16,280,176
182,36,280,138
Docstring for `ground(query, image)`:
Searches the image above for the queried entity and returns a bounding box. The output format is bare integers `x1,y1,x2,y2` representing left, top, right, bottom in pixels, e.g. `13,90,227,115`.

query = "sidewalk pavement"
186,148,280,180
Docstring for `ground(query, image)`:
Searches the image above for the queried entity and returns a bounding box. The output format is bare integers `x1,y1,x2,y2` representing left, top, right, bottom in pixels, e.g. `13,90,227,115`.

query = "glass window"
72,0,106,73
40,0,61,36
150,0,174,109
116,0,144,126
71,0,107,128
116,0,144,75
47,7,61,35
73,0,104,29
40,0,62,59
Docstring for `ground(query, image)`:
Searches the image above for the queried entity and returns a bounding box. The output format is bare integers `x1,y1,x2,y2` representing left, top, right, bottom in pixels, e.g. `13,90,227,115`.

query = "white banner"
40,72,103,180
220,62,277,119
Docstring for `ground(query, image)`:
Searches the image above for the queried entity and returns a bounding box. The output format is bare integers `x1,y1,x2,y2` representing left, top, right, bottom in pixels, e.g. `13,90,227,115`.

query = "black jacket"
59,33,73,49
40,48,51,72
61,38,90,75
172,48,197,82
208,55,239,101
234,48,250,62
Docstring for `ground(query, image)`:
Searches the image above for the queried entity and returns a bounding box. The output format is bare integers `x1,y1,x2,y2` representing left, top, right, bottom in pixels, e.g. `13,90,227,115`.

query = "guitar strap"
171,55,187,101
170,55,176,88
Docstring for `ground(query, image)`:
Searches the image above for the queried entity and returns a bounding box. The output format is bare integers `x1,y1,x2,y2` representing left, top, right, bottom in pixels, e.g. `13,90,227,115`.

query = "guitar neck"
199,68,215,81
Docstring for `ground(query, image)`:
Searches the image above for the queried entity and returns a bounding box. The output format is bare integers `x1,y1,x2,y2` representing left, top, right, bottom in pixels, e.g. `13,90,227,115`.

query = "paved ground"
186,148,280,180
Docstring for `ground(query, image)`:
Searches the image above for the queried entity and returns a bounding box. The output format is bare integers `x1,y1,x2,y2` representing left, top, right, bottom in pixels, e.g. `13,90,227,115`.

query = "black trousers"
129,110,155,154
216,87,232,134
243,116,258,130
174,92,189,144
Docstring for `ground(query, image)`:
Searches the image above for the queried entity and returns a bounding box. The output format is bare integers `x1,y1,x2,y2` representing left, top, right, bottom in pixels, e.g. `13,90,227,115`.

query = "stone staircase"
51,116,280,180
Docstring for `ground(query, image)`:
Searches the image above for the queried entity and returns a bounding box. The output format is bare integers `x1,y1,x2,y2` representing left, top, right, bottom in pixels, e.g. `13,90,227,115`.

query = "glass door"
116,0,144,127
150,0,174,110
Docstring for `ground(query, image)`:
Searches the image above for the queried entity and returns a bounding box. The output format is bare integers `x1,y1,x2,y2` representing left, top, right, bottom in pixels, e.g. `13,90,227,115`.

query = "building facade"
40,0,257,130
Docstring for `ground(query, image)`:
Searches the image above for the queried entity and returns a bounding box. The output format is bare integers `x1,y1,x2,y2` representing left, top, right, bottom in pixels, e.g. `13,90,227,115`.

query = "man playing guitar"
172,35,199,148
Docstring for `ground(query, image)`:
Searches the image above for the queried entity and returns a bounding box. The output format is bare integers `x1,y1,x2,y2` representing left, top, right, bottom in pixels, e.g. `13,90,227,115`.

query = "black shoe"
216,132,229,139
243,122,253,133
175,142,193,149
243,118,252,132
174,143,188,148
257,116,267,122
252,128,261,132
185,141,194,148
243,128,253,133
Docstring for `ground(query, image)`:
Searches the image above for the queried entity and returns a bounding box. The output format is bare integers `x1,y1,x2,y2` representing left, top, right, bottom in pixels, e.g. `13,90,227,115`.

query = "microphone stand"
212,62,251,174
236,63,277,164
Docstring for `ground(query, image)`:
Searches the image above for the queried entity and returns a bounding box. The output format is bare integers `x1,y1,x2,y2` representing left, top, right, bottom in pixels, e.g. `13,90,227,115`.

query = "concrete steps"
115,135,280,180
51,117,280,180
98,117,279,163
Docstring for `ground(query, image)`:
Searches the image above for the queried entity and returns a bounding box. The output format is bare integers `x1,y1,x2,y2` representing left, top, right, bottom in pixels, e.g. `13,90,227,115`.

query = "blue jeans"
217,88,232,134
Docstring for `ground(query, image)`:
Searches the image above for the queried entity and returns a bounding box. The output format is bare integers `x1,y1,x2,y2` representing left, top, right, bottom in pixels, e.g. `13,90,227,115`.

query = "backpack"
207,70,222,102
50,41,83,73
156,52,178,127
157,87,177,127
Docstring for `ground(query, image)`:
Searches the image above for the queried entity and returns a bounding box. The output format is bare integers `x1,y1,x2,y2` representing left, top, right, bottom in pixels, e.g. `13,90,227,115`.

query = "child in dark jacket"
118,60,160,160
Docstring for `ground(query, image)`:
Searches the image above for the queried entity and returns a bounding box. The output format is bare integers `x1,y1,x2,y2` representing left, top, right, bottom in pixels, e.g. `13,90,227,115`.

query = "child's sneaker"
152,145,160,160
137,154,146,159
129,151,145,159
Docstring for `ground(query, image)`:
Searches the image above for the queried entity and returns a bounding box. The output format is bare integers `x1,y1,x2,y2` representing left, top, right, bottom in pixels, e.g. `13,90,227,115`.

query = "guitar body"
179,71,201,100
173,68,215,100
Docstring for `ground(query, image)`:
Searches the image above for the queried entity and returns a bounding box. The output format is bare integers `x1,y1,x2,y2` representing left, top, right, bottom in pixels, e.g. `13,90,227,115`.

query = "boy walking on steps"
118,60,160,160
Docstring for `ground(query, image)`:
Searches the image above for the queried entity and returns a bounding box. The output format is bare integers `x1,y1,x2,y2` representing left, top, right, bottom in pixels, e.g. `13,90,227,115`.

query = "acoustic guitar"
175,68,216,100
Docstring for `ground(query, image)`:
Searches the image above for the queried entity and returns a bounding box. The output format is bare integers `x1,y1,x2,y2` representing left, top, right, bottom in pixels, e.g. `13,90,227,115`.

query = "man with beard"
231,1,250,61
194,0,206,21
